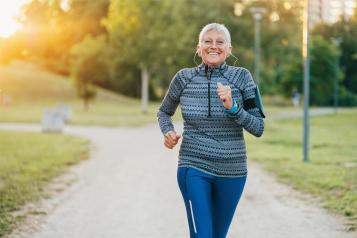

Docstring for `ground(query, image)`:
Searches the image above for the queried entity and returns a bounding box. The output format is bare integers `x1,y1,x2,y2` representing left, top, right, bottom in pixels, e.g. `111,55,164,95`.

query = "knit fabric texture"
157,62,265,177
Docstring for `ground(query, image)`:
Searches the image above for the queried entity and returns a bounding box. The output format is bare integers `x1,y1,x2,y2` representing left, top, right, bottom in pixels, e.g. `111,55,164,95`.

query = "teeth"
209,53,219,55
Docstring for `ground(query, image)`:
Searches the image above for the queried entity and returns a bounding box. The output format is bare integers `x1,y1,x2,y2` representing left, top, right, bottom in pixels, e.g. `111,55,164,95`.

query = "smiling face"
197,30,232,67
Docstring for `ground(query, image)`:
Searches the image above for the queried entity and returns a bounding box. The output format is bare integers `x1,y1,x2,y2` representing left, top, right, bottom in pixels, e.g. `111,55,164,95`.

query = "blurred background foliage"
0,0,357,106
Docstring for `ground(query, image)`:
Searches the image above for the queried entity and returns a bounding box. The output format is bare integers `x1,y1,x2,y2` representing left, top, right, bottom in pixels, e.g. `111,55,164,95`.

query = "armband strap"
243,87,266,118
243,98,255,110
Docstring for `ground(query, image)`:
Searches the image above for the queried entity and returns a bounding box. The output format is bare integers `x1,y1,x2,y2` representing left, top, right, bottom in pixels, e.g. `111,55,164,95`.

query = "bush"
338,87,357,106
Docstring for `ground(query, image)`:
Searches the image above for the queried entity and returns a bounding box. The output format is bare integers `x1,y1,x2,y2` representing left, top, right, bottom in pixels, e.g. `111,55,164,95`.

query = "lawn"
0,131,89,236
246,109,357,230
0,63,179,126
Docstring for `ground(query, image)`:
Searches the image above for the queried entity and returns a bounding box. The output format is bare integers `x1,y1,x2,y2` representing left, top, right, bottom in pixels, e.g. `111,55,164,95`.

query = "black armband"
243,87,266,118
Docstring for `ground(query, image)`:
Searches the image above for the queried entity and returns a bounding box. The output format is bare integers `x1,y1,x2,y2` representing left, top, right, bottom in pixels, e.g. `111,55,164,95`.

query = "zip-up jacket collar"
195,62,229,77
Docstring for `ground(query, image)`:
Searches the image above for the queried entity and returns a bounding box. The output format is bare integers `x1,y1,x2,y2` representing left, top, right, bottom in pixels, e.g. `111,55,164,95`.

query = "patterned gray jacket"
157,62,265,177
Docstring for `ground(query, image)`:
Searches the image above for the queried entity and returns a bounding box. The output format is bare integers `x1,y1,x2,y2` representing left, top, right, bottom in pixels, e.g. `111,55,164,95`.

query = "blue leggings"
177,167,246,238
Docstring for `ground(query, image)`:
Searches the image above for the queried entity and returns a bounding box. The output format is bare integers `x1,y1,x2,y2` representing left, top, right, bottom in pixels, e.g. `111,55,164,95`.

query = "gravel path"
1,108,356,238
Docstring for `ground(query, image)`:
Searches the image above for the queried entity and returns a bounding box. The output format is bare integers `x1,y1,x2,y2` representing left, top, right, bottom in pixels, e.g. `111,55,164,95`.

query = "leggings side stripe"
189,200,197,234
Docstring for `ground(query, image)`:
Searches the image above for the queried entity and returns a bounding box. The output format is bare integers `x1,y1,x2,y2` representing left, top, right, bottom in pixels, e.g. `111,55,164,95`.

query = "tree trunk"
84,98,89,111
141,64,149,114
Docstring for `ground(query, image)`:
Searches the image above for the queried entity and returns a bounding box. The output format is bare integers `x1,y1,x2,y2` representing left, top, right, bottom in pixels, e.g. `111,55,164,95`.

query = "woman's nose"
209,43,218,48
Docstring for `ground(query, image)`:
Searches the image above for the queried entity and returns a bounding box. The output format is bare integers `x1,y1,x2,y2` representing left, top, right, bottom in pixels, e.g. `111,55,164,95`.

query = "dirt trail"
1,109,355,237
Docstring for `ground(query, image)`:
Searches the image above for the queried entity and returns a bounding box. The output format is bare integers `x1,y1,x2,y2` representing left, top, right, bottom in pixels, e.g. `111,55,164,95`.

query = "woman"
157,23,265,238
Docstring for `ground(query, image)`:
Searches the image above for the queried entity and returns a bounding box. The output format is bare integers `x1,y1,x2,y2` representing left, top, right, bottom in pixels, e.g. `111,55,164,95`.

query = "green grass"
0,131,89,236
0,63,171,126
246,109,357,230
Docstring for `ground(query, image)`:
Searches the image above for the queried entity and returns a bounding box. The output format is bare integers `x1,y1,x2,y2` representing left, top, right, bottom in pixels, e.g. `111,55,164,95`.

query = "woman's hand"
217,82,233,109
164,131,181,149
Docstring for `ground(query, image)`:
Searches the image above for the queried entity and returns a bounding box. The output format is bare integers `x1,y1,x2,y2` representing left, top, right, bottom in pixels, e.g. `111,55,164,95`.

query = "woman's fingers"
164,138,174,147
165,138,176,145
217,92,230,101
165,136,174,145
164,137,174,146
166,132,181,143
217,83,232,107
164,141,173,149
165,133,176,144
217,91,230,97
217,85,231,99
217,89,231,96
164,132,181,149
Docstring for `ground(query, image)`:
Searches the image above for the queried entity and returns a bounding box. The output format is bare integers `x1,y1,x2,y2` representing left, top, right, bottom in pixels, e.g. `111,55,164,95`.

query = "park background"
0,0,356,237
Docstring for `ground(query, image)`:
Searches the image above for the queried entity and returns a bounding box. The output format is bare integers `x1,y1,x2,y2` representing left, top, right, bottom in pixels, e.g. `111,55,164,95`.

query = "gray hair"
198,23,232,47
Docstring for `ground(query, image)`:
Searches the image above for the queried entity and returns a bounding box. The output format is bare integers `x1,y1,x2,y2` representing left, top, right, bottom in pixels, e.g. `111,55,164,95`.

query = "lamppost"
249,7,266,86
302,0,311,162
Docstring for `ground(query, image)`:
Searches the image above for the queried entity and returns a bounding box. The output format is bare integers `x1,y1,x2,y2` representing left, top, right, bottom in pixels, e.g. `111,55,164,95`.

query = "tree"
104,0,194,110
1,0,109,74
314,14,357,95
281,36,342,106
70,35,110,109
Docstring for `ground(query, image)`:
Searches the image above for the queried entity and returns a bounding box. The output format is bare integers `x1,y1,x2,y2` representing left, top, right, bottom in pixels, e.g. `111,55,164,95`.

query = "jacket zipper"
206,69,212,118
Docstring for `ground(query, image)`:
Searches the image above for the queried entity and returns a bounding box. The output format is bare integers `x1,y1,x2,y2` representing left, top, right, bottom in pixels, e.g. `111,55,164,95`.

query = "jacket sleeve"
157,70,186,135
226,69,265,137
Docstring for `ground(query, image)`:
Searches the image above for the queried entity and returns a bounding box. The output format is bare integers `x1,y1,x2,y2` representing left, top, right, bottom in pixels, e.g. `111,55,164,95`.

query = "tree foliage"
1,0,356,106
314,17,357,95
281,36,343,105
70,35,110,109
0,0,109,74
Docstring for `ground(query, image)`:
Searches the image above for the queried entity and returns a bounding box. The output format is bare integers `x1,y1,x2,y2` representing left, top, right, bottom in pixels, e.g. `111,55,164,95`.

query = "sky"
0,0,30,38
